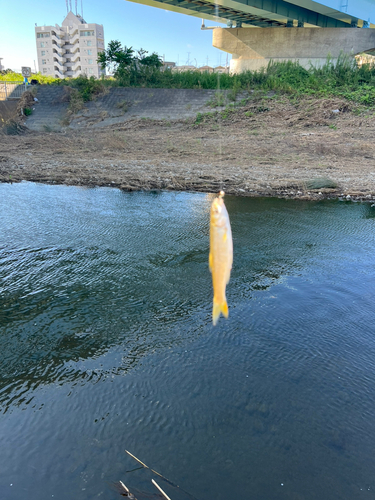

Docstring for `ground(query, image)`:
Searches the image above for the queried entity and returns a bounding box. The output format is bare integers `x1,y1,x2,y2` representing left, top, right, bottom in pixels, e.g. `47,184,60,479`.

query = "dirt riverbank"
1,95,375,201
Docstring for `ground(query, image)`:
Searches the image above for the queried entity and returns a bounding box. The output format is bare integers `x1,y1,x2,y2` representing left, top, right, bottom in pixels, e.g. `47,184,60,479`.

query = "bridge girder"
126,0,359,28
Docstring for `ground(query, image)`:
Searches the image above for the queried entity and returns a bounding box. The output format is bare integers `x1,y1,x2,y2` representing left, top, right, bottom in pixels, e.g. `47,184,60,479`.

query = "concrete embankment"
25,85,247,131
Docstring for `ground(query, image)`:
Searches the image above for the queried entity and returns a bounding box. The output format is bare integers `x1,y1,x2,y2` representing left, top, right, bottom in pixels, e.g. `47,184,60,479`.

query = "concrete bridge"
125,0,375,71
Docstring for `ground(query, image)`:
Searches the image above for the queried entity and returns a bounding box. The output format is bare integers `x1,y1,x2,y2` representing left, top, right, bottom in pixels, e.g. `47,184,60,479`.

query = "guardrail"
0,81,28,100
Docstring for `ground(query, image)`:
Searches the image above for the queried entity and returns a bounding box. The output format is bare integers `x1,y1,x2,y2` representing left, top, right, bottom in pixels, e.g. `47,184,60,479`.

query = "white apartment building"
35,12,105,79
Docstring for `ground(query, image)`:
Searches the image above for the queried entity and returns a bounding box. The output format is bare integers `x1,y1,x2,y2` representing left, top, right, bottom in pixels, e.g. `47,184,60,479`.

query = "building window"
41,50,46,56
42,59,46,65
43,68,47,74
87,49,92,55
40,42,45,48
87,41,92,47
37,32,50,38
88,68,94,74
80,30,94,36
88,59,93,64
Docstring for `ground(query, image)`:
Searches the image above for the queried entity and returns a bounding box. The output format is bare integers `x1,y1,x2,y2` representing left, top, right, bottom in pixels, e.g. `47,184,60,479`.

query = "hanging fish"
209,191,233,326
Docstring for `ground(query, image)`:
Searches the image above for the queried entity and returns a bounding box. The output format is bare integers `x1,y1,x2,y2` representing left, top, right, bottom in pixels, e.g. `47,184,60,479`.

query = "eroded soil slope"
1,96,375,200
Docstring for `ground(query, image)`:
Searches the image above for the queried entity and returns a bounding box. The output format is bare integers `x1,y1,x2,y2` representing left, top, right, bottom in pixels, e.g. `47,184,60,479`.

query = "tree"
98,40,162,79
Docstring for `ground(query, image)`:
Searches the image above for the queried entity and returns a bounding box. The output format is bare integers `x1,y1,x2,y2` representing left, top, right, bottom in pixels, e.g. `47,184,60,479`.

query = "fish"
209,191,233,326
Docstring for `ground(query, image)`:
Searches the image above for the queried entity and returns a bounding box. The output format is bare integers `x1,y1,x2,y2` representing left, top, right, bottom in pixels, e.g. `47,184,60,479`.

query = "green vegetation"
207,92,226,107
59,75,107,101
97,40,162,87
3,51,375,109
0,71,59,84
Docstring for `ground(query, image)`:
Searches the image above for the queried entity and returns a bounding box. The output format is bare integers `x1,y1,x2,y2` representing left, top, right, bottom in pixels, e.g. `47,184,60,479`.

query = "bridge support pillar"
212,27,375,73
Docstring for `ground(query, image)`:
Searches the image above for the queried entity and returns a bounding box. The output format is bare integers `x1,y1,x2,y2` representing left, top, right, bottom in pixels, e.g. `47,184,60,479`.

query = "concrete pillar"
212,27,375,73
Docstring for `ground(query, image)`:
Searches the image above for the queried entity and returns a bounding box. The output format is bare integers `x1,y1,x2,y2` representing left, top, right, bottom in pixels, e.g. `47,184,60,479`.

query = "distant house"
214,66,230,74
162,61,176,70
197,65,214,73
173,65,197,72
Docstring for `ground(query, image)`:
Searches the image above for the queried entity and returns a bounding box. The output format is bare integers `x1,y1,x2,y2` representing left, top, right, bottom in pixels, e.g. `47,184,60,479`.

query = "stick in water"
124,450,200,500
152,480,172,500
125,450,173,484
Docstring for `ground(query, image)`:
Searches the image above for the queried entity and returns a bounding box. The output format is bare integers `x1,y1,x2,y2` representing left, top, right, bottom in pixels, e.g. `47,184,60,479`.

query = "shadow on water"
1,183,375,500
0,189,340,410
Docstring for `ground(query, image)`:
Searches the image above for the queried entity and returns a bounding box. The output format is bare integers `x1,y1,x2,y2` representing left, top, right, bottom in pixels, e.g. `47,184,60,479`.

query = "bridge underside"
126,0,372,28
125,0,375,73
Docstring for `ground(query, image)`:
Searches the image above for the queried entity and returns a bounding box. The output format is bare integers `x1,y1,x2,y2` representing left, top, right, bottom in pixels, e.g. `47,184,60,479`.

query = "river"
1,182,375,500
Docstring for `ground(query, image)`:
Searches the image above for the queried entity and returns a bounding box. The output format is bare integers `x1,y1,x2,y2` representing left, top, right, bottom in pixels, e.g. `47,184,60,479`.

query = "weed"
2,120,27,135
194,111,215,125
5,52,375,110
329,124,337,130
207,92,226,107
60,116,70,127
67,89,85,114
305,178,337,189
195,112,204,125
226,78,241,101
237,98,248,106
221,107,235,119
23,107,32,116
116,100,129,112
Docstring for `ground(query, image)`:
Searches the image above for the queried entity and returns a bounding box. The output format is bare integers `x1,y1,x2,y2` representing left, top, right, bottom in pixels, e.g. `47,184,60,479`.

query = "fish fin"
212,299,229,326
209,252,213,272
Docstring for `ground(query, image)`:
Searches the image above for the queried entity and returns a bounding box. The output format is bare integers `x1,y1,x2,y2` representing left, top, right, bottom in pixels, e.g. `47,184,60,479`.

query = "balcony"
51,34,67,46
54,67,65,78
52,41,64,54
53,51,64,63
69,32,80,45
71,59,81,71
53,59,63,69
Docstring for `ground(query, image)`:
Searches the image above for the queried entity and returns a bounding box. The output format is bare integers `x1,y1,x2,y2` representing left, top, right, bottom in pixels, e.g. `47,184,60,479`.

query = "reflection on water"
1,182,375,500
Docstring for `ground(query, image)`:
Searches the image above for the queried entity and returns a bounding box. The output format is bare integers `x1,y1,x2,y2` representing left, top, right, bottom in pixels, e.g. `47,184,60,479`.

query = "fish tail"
212,299,229,326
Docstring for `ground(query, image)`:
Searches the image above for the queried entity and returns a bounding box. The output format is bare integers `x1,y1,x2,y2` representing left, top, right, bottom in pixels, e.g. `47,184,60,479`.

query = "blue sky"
2,0,229,72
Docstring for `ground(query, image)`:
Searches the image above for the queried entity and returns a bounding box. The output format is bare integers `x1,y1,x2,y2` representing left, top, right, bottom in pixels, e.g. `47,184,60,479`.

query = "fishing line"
215,1,224,189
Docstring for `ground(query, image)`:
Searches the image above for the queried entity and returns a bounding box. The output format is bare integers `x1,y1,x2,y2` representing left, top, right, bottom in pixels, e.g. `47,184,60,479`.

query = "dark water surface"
1,182,375,500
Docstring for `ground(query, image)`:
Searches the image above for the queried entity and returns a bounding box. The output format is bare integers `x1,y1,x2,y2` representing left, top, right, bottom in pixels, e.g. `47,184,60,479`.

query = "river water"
1,182,375,500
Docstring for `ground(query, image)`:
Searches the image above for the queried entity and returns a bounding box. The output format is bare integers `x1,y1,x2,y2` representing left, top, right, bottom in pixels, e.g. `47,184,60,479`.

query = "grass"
4,53,375,109
207,91,226,108
0,71,59,84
